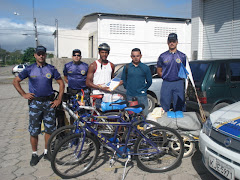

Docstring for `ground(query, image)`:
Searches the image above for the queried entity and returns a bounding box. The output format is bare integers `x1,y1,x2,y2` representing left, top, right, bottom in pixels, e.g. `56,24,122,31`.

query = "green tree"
22,47,35,64
48,53,54,58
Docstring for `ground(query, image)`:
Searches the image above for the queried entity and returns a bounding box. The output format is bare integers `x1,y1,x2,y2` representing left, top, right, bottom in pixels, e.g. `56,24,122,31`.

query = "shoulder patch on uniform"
46,73,52,79
176,58,181,63
81,70,86,75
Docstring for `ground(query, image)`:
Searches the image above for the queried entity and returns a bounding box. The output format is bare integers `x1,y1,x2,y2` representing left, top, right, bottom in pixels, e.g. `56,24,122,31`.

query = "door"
229,61,240,101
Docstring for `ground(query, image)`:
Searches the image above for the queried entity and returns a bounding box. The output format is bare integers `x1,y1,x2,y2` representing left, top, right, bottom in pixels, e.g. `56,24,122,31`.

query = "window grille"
154,27,177,37
110,24,135,35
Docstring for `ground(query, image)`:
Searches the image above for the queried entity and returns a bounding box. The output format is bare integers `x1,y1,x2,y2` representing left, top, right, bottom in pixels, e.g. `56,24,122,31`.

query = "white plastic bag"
102,93,123,102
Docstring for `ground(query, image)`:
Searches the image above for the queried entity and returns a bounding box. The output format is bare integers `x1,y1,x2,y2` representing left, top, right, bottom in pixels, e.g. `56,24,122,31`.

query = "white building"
191,0,240,60
54,13,191,64
53,30,89,58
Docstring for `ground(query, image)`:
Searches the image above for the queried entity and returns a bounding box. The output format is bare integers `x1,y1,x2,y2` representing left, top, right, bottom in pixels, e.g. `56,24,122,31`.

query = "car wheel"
212,102,229,113
147,94,156,113
14,72,19,77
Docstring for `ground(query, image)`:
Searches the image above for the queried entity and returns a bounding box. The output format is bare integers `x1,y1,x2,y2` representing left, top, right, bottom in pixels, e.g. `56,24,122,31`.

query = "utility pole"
34,18,39,47
55,19,59,58
33,0,38,47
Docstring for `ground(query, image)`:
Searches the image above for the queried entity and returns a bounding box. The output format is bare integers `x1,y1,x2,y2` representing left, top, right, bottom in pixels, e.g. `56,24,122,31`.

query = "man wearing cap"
157,33,187,112
13,45,64,166
63,49,89,123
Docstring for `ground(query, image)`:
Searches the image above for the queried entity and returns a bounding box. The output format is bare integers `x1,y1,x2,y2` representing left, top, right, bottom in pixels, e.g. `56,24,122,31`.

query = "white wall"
56,30,89,58
97,17,191,64
191,0,204,60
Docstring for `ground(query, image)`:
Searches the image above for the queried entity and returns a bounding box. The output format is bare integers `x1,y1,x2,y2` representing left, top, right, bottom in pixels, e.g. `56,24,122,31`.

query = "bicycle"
47,93,160,160
51,103,184,179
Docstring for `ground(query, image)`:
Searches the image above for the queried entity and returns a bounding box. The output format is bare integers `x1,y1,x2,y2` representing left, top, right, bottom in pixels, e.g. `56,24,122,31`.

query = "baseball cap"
168,33,178,41
35,46,46,53
72,49,81,56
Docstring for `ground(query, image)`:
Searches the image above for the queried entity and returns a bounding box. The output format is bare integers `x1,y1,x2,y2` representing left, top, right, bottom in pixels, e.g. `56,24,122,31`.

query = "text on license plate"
209,156,234,180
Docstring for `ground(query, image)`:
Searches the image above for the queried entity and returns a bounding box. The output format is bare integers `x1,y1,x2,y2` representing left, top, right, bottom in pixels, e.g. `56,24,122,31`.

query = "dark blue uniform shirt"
19,63,61,97
121,62,152,97
157,50,186,82
63,61,88,90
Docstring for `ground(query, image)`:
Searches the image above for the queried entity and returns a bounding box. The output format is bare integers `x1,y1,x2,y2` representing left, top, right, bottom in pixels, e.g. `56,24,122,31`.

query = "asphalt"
0,66,217,180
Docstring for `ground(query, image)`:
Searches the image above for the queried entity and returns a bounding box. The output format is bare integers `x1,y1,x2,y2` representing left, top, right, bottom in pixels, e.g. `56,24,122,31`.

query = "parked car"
199,101,240,180
114,62,162,112
12,64,27,77
186,59,240,117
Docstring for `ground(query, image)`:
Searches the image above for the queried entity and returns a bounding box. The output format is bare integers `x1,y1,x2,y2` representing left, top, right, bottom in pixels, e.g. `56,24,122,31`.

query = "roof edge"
76,12,191,29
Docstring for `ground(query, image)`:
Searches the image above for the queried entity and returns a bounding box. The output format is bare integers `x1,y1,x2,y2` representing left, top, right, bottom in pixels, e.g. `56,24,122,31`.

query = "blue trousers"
160,80,185,112
127,95,148,117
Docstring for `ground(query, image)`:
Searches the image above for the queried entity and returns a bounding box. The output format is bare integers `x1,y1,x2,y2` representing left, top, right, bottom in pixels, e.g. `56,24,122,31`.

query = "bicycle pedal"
109,158,115,167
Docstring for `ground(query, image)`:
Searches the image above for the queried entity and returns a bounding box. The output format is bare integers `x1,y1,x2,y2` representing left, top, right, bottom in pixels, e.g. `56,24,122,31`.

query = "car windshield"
18,65,24,68
190,62,210,83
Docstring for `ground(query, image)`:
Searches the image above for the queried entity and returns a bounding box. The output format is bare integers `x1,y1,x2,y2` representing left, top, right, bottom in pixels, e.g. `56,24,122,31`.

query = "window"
110,24,135,35
154,27,177,37
215,63,226,83
229,62,240,81
190,63,210,83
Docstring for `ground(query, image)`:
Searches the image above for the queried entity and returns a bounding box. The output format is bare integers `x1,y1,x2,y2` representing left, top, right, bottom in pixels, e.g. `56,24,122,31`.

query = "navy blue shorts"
28,100,56,136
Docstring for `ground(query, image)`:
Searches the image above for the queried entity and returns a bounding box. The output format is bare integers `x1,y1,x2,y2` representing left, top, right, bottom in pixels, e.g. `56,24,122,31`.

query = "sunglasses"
73,54,81,57
37,52,46,56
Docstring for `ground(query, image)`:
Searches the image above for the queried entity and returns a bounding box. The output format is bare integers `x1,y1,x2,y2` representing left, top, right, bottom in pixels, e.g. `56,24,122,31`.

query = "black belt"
67,87,88,95
33,94,55,101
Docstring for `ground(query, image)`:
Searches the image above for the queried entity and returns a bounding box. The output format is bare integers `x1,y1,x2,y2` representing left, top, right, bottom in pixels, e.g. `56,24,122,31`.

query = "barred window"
110,24,135,35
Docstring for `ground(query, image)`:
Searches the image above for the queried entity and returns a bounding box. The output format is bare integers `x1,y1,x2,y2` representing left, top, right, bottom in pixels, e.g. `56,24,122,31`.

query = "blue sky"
0,0,191,51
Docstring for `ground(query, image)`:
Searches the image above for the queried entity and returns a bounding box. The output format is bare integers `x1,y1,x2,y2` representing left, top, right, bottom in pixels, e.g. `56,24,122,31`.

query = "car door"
229,61,240,101
207,62,231,104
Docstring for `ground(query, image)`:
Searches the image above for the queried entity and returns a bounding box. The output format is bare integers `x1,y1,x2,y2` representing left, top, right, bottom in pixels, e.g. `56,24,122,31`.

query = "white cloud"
0,18,56,51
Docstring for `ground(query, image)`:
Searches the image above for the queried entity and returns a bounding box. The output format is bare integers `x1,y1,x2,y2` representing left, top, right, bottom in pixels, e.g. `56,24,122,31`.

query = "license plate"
209,156,234,180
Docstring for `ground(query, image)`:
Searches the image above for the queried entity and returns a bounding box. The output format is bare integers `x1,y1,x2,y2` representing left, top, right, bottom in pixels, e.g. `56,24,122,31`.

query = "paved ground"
0,66,218,180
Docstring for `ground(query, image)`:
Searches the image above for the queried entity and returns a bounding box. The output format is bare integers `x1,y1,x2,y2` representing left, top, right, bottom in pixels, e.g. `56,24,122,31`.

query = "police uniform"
63,61,90,105
19,63,61,136
157,50,186,111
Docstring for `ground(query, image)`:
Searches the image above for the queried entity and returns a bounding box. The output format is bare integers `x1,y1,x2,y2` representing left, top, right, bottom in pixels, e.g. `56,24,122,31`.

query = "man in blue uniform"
121,48,152,116
157,33,186,112
13,46,64,166
63,49,89,123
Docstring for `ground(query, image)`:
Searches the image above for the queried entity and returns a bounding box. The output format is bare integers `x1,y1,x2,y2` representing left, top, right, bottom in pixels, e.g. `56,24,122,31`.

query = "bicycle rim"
51,133,99,179
134,127,184,173
47,125,76,160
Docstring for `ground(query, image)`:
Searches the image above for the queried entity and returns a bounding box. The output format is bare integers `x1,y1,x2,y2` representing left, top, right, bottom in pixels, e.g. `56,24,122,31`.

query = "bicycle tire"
122,120,161,143
51,133,100,179
171,133,196,158
47,125,78,160
134,126,184,173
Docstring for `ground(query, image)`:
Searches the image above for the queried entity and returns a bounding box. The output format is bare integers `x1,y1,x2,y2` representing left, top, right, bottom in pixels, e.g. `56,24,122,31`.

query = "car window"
114,65,124,79
114,63,160,79
215,63,226,83
190,62,209,82
229,62,240,81
18,65,24,68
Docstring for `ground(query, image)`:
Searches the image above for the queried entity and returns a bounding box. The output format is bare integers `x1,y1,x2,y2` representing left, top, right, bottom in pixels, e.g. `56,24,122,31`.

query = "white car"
12,64,27,77
199,101,240,180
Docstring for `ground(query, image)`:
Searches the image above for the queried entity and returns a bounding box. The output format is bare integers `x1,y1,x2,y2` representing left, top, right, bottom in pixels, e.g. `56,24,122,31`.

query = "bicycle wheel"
122,120,161,143
134,126,184,173
51,133,100,179
47,125,77,160
170,133,196,158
